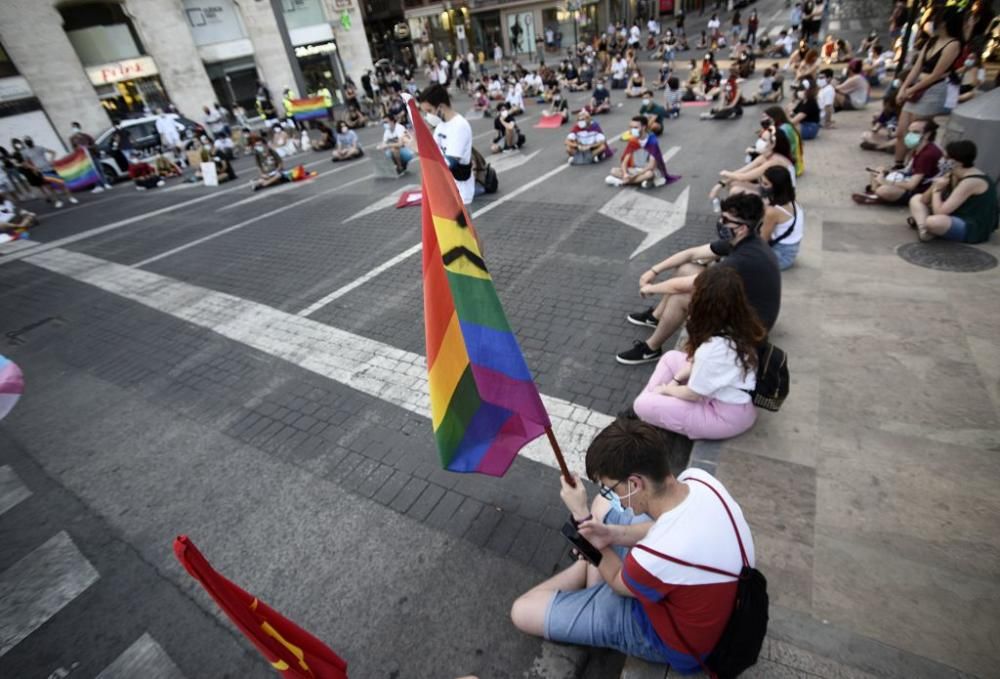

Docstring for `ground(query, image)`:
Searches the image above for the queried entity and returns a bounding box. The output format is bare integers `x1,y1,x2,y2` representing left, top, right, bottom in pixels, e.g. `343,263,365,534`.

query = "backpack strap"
690,477,750,568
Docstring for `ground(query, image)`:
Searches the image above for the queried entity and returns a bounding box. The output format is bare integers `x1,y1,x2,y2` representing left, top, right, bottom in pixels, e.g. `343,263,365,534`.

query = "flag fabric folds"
407,98,551,476
289,97,328,121
51,148,101,191
0,355,23,421
173,536,348,679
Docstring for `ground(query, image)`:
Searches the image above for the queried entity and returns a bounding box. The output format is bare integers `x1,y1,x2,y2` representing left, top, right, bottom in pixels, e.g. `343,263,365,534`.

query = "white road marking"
768,7,783,22
662,145,681,165
0,466,31,517
599,185,691,258
0,181,251,267
297,161,571,317
486,149,541,174
0,531,100,657
343,184,420,224
849,19,862,31
828,19,841,31
95,633,187,679
217,160,366,212
30,248,611,475
134,173,374,267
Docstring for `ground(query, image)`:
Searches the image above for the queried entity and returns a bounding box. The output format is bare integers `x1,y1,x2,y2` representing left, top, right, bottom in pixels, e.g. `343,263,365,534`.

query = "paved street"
2,2,998,678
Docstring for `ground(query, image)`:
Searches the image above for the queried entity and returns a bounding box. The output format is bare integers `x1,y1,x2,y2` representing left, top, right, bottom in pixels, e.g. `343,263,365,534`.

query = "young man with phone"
510,418,755,672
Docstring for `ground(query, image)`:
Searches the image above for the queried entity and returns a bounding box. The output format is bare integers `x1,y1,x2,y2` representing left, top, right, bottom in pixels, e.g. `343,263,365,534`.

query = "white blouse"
688,336,756,404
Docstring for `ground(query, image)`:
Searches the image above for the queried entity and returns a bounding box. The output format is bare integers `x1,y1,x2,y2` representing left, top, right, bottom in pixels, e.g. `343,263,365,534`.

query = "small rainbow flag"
289,96,328,121
408,99,551,476
51,148,101,191
0,355,24,421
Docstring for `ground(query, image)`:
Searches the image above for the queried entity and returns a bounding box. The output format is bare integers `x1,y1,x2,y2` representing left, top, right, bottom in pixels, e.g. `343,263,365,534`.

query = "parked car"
93,114,204,182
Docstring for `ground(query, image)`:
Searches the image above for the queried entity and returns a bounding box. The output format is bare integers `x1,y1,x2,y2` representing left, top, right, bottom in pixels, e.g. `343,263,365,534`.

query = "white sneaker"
156,179,165,187
605,176,624,187
68,196,79,204
653,176,667,187
91,186,104,193
593,154,601,163
53,200,63,208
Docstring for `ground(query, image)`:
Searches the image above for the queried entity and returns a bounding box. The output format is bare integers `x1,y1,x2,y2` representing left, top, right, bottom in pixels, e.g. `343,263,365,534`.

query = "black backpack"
636,478,769,679
472,148,499,194
749,342,789,412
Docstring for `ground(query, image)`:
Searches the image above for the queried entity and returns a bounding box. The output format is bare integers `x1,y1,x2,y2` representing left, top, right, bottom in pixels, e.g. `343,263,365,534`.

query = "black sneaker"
626,307,659,328
616,341,662,365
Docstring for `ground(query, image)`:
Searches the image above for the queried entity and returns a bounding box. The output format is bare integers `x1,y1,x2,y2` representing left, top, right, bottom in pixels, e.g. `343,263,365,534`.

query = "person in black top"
490,102,524,153
789,80,821,139
617,193,780,365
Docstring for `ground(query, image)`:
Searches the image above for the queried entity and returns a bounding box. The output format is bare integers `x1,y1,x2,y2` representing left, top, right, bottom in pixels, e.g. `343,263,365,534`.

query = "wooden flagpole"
544,427,576,487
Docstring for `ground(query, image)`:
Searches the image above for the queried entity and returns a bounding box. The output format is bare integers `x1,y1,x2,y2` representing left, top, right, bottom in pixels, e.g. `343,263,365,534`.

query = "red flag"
173,536,348,679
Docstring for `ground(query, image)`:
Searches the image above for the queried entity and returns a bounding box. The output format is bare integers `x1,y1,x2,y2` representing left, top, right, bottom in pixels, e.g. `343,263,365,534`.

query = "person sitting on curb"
616,193,780,366
605,117,680,189
331,121,364,162
633,266,765,440
700,70,742,120
852,119,940,206
589,78,612,114
250,136,286,191
708,112,798,205
759,165,805,270
378,113,413,174
639,95,670,135
566,109,611,165
909,139,998,244
788,80,821,140
510,418,755,674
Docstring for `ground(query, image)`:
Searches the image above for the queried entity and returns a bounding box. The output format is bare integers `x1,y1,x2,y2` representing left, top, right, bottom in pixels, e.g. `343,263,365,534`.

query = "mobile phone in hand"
561,520,603,566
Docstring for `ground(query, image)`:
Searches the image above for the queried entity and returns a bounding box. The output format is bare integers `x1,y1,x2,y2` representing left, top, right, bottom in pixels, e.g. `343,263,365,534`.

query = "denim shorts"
772,240,800,270
399,147,415,164
800,121,819,139
544,508,683,665
944,216,967,242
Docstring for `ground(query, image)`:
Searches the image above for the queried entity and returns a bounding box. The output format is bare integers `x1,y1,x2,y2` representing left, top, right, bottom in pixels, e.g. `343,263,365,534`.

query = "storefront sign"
86,56,159,86
294,42,338,57
183,0,248,46
0,76,34,103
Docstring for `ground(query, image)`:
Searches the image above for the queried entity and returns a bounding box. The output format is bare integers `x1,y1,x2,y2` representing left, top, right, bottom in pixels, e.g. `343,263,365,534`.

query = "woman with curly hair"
632,266,765,440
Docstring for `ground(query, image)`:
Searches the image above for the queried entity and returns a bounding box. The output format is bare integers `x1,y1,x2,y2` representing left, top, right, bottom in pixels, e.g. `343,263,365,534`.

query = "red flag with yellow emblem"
174,536,348,678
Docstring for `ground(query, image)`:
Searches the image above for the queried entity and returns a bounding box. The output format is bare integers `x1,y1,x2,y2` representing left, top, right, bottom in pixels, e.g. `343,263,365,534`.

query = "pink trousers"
633,350,758,440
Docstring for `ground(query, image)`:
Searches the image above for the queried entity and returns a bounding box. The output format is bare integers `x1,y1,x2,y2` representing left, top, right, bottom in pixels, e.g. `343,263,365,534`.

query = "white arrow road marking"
599,185,691,259
343,184,420,223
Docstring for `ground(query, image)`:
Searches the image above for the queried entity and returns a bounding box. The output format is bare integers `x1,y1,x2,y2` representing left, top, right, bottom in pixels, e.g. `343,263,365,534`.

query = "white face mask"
964,58,975,68
630,127,641,137
755,137,769,153
424,112,442,128
577,120,587,128
642,98,651,106
817,77,828,87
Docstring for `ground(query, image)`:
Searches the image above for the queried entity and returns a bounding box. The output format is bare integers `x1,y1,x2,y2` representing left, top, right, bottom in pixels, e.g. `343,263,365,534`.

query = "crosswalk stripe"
0,466,31,517
95,633,187,679
0,531,99,657
828,19,841,31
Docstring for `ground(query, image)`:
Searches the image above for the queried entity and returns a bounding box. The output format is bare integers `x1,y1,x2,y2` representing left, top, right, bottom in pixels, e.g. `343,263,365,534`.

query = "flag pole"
544,427,576,487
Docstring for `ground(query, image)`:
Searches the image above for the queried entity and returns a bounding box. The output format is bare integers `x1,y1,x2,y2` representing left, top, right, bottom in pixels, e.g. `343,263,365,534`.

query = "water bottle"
712,197,721,213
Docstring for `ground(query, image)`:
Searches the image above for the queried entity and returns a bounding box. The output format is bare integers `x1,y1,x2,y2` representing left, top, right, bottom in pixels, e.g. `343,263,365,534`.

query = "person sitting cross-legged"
639,95,670,135
566,109,611,164
617,193,780,365
605,116,679,189
851,119,940,206
909,140,998,244
633,266,765,440
510,417,756,673
331,121,364,162
589,79,613,114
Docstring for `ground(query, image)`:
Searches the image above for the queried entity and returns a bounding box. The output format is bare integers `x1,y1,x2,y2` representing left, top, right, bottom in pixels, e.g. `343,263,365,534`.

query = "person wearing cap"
565,109,609,164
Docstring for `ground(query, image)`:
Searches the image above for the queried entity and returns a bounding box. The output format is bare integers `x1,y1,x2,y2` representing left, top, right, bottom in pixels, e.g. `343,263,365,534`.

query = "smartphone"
561,520,603,566
865,167,879,173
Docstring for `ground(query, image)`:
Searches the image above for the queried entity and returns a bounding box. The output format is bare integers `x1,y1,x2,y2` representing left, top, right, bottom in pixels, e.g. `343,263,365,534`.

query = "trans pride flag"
51,148,102,191
289,97,328,121
407,98,551,476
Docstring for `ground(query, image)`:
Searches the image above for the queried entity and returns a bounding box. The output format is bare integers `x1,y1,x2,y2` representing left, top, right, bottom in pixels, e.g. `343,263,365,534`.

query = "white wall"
0,110,67,154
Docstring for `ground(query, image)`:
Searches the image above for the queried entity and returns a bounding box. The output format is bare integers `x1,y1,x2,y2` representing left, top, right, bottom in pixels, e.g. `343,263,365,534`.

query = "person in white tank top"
759,164,804,270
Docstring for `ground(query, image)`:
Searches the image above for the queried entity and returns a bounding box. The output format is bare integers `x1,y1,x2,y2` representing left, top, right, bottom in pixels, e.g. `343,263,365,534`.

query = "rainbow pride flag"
51,148,101,191
289,96,328,121
408,99,551,476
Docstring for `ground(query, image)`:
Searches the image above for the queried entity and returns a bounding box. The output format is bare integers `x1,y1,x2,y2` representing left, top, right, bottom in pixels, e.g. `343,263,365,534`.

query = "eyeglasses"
598,480,624,500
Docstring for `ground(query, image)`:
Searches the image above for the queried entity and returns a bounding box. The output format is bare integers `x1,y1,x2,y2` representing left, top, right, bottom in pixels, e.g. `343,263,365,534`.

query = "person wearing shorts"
511,418,754,672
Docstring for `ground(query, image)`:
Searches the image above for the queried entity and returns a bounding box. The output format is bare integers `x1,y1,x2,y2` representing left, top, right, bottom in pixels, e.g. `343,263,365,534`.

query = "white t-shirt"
0,199,17,224
770,202,804,246
505,89,524,110
567,124,605,146
817,83,835,111
629,26,642,43
433,113,475,205
707,18,721,31
688,336,755,404
383,122,407,144
612,58,628,79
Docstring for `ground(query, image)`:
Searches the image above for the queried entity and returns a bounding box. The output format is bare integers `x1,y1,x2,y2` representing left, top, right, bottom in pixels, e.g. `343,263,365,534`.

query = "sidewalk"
702,102,1000,677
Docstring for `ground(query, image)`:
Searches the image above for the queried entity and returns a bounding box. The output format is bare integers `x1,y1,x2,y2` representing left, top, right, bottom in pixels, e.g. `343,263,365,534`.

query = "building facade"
0,0,375,150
